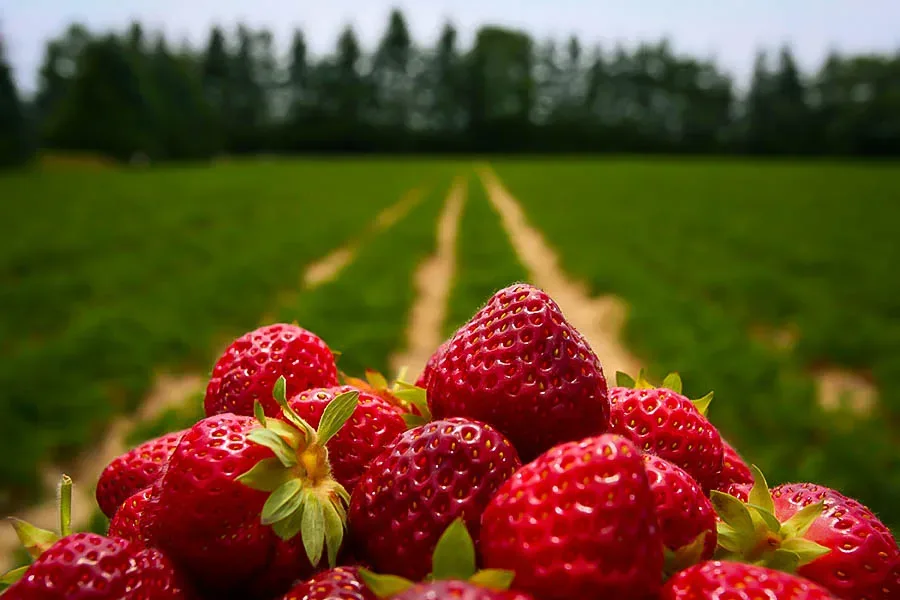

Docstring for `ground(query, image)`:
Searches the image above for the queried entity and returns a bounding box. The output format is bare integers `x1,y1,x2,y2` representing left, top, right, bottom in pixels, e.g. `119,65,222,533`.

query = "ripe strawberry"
107,487,152,544
480,434,664,600
204,323,339,418
662,560,837,600
427,283,610,461
277,566,375,600
2,475,193,599
642,454,717,568
143,380,361,598
712,470,899,600
415,340,449,390
391,582,534,600
608,371,723,492
348,418,521,581
715,438,753,492
96,428,185,518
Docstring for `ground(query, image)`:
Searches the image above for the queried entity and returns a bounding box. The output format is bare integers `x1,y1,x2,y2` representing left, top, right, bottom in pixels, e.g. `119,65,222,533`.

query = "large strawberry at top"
480,433,664,600
712,469,899,600
662,560,837,600
204,323,339,418
348,418,521,581
143,378,360,598
608,370,724,492
96,428,186,518
426,283,610,461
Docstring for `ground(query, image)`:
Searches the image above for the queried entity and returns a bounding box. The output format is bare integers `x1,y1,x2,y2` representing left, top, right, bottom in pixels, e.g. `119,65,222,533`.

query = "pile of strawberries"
3,283,898,599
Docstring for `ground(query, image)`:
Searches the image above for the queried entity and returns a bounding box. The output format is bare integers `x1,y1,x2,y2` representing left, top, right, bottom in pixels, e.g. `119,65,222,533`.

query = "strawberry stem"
58,475,72,537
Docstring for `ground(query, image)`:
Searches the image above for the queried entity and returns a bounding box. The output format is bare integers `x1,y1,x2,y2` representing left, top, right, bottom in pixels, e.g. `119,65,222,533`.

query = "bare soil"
477,165,643,380
815,368,877,415
390,177,467,380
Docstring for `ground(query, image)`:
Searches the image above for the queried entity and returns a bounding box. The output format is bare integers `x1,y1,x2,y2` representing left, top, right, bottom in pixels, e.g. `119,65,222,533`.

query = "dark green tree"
0,32,32,167
201,26,232,152
370,9,413,136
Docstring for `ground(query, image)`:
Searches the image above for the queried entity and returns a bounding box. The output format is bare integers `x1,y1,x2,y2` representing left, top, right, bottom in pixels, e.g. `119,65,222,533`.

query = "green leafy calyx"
359,518,516,598
615,370,713,415
343,366,432,425
711,465,831,573
238,376,359,569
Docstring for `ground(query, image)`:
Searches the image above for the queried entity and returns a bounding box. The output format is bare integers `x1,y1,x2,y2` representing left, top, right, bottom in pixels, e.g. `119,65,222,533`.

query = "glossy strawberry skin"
96,429,185,518
287,385,407,493
607,385,724,491
643,454,717,559
427,283,610,461
392,581,535,600
2,532,192,599
348,418,521,581
107,487,152,545
415,340,449,390
662,560,837,600
480,434,664,600
204,323,338,418
770,483,899,600
142,413,316,598
714,439,753,492
277,566,375,600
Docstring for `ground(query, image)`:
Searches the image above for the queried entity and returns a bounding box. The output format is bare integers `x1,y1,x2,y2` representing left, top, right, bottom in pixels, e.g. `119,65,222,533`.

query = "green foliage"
493,158,900,531
443,175,529,337
0,159,443,508
0,34,33,168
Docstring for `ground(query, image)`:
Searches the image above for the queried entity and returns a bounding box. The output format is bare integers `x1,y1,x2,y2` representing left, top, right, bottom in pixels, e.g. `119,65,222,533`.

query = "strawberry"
359,519,533,600
1,476,193,599
204,323,339,418
107,486,152,545
711,468,899,600
662,560,837,600
642,454,717,571
277,566,375,600
715,438,753,492
96,428,185,518
426,283,610,461
609,370,723,492
342,368,430,423
143,378,360,598
480,433,664,600
415,340,449,390
288,385,407,493
348,418,521,581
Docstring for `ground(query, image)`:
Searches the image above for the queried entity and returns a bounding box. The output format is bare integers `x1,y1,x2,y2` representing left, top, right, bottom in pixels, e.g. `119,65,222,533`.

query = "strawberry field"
1,157,898,594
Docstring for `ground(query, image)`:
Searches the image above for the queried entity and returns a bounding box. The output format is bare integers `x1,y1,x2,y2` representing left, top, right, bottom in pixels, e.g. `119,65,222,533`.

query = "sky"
3,0,899,93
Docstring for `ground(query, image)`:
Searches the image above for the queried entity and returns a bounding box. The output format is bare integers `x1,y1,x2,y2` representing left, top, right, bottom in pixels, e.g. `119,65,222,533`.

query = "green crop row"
0,159,448,507
443,174,530,338
490,158,900,531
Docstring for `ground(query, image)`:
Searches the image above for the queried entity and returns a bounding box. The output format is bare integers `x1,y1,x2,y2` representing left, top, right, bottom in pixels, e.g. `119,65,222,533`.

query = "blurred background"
0,0,898,546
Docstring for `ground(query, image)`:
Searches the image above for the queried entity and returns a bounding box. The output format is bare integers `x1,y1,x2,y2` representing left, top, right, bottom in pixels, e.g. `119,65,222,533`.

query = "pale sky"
3,0,898,94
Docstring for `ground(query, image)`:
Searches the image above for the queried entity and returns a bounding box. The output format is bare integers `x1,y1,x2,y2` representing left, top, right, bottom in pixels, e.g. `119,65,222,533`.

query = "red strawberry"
288,385,407,493
96,429,185,518
349,418,521,581
2,475,192,599
642,454,717,568
415,340,449,390
107,487,152,545
715,438,753,492
711,471,899,600
662,560,837,600
391,582,534,600
204,323,339,418
608,371,723,492
143,379,361,598
278,566,375,600
427,283,610,461
480,434,664,600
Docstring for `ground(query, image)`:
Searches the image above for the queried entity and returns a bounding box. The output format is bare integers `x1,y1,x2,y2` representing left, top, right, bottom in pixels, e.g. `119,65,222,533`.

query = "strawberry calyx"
1,474,74,587
342,366,431,427
663,531,712,578
615,369,714,416
237,375,359,568
358,519,515,597
710,465,831,573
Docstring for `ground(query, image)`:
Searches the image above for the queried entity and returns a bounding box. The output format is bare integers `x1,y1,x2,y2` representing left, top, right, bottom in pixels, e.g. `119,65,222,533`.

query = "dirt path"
0,373,204,571
390,176,467,381
477,165,643,380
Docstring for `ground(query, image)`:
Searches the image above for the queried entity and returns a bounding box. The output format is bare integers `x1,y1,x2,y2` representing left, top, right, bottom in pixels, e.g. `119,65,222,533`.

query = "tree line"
1,10,899,167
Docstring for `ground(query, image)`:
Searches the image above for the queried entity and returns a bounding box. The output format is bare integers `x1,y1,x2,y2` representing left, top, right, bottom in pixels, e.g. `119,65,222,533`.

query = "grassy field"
0,159,456,507
492,158,900,530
